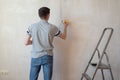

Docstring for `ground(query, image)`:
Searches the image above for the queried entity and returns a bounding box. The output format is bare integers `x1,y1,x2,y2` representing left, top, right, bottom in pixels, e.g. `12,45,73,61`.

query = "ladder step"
82,73,91,80
98,63,110,69
91,63,97,67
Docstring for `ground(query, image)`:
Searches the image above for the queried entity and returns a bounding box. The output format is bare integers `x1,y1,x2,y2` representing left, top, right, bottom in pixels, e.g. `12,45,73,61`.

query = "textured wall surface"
0,0,120,80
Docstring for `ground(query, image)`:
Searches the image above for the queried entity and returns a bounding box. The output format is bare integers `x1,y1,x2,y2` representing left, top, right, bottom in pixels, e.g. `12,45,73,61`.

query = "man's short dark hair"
38,7,50,19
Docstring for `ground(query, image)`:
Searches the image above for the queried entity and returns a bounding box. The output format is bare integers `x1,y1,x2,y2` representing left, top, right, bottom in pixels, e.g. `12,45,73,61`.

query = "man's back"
27,20,59,58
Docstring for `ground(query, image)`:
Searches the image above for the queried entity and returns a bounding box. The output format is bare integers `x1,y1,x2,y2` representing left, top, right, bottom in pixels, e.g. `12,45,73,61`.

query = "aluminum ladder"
81,28,114,80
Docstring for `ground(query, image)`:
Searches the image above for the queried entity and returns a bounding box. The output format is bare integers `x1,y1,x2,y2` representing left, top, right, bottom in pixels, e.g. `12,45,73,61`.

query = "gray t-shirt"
27,20,61,58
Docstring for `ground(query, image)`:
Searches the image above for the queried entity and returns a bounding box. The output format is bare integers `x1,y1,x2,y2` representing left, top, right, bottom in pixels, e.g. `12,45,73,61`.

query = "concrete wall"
0,0,120,80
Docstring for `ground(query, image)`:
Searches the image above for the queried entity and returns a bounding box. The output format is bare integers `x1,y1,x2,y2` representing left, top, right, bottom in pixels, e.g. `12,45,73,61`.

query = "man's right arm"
59,20,69,40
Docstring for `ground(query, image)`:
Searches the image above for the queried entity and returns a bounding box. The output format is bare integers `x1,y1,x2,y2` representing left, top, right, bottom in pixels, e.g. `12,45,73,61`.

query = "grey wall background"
0,0,120,80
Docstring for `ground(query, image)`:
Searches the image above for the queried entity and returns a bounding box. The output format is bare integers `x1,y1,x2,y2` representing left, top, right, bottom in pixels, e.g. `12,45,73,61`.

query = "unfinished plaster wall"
0,0,120,80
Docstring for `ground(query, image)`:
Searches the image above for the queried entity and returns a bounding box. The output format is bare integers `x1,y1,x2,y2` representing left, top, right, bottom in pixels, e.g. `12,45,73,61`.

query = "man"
25,7,69,80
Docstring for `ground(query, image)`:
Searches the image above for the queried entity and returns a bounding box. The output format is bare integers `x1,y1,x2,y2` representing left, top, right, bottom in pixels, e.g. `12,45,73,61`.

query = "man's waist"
31,49,53,53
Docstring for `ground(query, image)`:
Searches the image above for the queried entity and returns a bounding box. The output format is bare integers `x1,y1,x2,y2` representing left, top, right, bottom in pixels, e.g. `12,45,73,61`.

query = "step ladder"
81,28,114,80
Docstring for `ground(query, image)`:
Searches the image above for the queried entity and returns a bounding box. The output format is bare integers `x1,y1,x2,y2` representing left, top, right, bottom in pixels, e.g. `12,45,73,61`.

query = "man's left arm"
25,35,32,46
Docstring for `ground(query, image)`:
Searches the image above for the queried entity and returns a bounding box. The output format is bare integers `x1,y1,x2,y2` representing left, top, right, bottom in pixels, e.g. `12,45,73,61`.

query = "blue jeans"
30,55,53,80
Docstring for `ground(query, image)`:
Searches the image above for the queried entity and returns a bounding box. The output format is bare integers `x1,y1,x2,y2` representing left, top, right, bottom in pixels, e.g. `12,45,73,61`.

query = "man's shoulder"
48,23,58,29
31,22,40,26
48,23,54,27
29,22,40,29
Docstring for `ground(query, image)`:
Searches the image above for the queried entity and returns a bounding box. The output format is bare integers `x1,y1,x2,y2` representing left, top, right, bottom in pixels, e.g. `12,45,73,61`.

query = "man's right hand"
63,19,69,27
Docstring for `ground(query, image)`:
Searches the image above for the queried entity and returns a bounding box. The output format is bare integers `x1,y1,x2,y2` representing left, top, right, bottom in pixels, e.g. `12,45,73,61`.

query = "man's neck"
41,19,48,23
41,18,48,22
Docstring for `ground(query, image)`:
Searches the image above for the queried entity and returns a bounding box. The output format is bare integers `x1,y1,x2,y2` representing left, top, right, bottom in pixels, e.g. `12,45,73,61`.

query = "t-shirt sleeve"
26,26,32,36
54,26,62,37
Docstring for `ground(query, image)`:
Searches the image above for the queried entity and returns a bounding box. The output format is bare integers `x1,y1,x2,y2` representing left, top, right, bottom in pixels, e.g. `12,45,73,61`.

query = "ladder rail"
97,49,100,59
105,52,114,80
102,28,113,53
98,51,105,80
